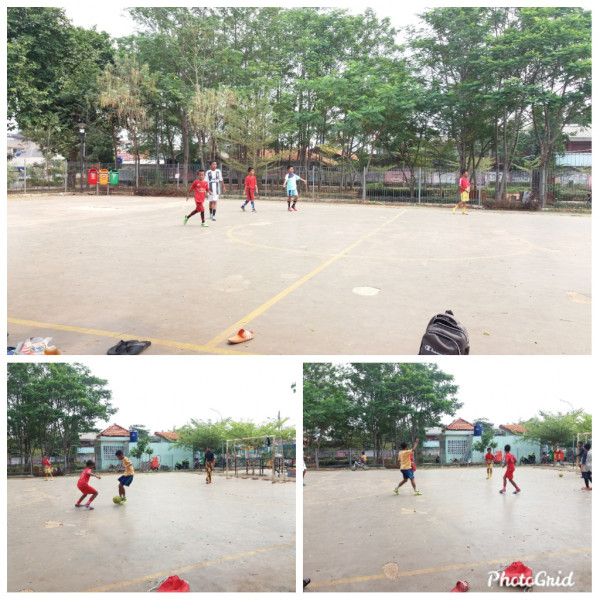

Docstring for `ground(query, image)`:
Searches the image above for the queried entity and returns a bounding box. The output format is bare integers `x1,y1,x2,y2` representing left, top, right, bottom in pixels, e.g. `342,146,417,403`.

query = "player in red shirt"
485,447,495,480
75,460,102,509
184,169,212,227
499,444,521,494
453,168,470,214
241,167,259,212
42,454,53,481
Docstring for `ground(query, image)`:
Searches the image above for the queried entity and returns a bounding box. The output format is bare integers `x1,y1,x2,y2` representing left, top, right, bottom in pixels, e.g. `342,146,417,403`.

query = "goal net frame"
225,435,287,482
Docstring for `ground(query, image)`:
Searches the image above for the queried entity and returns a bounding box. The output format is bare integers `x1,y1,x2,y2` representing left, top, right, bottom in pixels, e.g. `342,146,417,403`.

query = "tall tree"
7,364,116,471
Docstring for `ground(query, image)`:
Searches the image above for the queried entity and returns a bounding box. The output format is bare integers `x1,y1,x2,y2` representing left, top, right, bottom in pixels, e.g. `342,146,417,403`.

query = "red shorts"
504,468,515,480
195,201,205,212
246,188,255,201
77,483,97,495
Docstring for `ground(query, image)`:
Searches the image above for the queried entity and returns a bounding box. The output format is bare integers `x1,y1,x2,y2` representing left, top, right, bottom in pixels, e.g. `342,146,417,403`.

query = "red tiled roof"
500,424,526,434
97,423,130,437
155,431,179,441
443,418,475,431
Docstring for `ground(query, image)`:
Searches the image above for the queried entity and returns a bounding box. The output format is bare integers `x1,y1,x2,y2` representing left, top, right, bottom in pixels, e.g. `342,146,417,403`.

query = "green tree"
472,428,498,455
7,363,115,472
522,410,589,463
7,7,114,163
347,363,461,463
303,363,355,468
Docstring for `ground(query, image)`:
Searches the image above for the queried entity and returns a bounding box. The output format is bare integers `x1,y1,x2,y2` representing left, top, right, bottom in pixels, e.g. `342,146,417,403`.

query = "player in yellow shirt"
393,438,422,496
115,450,135,504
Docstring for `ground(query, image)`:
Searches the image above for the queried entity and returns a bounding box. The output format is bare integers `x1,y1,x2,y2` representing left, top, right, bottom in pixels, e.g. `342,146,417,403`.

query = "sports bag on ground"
418,310,470,355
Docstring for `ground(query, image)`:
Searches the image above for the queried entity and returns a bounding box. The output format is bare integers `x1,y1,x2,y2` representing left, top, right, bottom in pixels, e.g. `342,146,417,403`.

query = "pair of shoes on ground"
107,340,151,355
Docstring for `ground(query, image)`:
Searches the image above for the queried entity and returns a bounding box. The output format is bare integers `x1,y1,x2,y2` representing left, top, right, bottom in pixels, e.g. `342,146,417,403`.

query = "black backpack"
418,310,470,355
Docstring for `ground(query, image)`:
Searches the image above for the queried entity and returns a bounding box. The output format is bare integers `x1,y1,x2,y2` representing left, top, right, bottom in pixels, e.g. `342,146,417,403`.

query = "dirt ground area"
7,195,591,355
303,466,591,592
7,471,295,592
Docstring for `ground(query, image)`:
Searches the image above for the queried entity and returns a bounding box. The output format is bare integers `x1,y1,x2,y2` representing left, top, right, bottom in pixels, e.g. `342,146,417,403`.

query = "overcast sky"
330,356,594,428
62,2,425,40
78,357,299,433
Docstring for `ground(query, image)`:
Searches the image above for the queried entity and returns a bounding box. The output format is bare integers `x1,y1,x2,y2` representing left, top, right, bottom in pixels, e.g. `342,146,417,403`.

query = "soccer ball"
559,473,564,477
113,496,122,504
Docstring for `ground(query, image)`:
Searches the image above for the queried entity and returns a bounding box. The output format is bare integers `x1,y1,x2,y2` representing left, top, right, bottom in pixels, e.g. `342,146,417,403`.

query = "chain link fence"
7,160,591,208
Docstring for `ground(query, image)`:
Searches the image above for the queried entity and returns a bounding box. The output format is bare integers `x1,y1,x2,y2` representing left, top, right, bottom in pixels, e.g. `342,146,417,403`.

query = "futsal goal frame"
225,435,287,482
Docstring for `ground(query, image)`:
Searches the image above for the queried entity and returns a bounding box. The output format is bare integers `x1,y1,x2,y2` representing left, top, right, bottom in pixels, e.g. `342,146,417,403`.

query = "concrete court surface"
7,471,295,592
304,467,591,593
7,194,591,355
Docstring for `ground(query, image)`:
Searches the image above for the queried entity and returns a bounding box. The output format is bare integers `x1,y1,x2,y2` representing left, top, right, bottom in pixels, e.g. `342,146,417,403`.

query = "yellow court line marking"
82,541,295,592
6,318,253,355
204,209,407,348
227,222,535,263
308,547,591,589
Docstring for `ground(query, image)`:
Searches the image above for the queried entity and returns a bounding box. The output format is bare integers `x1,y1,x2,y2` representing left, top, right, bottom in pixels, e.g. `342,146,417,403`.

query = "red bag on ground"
157,575,189,592
501,561,533,587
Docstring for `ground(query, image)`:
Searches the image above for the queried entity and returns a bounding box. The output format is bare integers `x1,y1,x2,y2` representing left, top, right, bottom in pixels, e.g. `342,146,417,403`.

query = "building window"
103,445,124,461
447,439,468,455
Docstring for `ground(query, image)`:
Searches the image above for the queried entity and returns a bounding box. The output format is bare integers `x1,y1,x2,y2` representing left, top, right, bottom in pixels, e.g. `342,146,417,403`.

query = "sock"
200,211,205,222
287,200,291,208
213,209,216,217
251,201,255,208
187,209,198,219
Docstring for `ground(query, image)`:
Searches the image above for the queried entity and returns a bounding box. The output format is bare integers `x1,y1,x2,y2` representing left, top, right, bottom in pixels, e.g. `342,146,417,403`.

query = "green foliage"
522,409,592,454
174,417,294,452
7,7,115,160
8,5,591,189
304,363,462,463
472,428,498,454
7,363,116,471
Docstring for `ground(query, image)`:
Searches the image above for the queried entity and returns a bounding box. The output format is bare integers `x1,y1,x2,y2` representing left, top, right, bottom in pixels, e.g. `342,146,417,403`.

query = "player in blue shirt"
283,166,307,211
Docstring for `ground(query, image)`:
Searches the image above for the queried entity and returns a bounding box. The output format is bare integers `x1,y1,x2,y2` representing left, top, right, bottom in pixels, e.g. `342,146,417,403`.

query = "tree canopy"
7,363,116,471
7,6,591,203
303,363,462,466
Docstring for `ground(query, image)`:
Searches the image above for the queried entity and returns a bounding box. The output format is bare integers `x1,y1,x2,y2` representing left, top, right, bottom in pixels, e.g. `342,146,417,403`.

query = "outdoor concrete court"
7,195,591,355
304,467,591,593
7,471,295,592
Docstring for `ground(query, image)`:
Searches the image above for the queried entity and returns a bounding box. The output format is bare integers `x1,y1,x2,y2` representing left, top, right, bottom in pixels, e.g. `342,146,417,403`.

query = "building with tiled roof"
97,423,130,438
499,424,526,435
155,431,180,442
443,418,475,431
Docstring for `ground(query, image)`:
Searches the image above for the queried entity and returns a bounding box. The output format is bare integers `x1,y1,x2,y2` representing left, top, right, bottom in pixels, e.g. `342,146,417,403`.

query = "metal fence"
7,160,591,207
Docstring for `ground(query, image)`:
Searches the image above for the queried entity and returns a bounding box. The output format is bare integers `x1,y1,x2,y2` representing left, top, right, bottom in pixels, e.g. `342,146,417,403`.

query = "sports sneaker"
292,206,298,211
120,498,126,504
252,209,257,212
581,486,592,490
201,222,209,227
453,207,457,213
414,490,423,496
393,488,399,495
75,503,82,508
513,489,521,494
183,216,189,225
86,504,95,509
499,488,506,494
241,204,246,211
288,208,293,212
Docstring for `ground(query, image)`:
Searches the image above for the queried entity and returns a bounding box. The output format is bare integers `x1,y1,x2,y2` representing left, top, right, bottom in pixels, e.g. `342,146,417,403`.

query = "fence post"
478,169,482,207
23,159,27,193
418,167,422,203
312,166,315,201
541,166,546,209
64,160,68,193
135,161,139,191
363,167,367,202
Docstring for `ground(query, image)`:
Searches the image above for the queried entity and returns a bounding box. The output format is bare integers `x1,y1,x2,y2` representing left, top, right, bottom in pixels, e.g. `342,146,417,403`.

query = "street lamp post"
78,123,86,193
210,408,224,469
